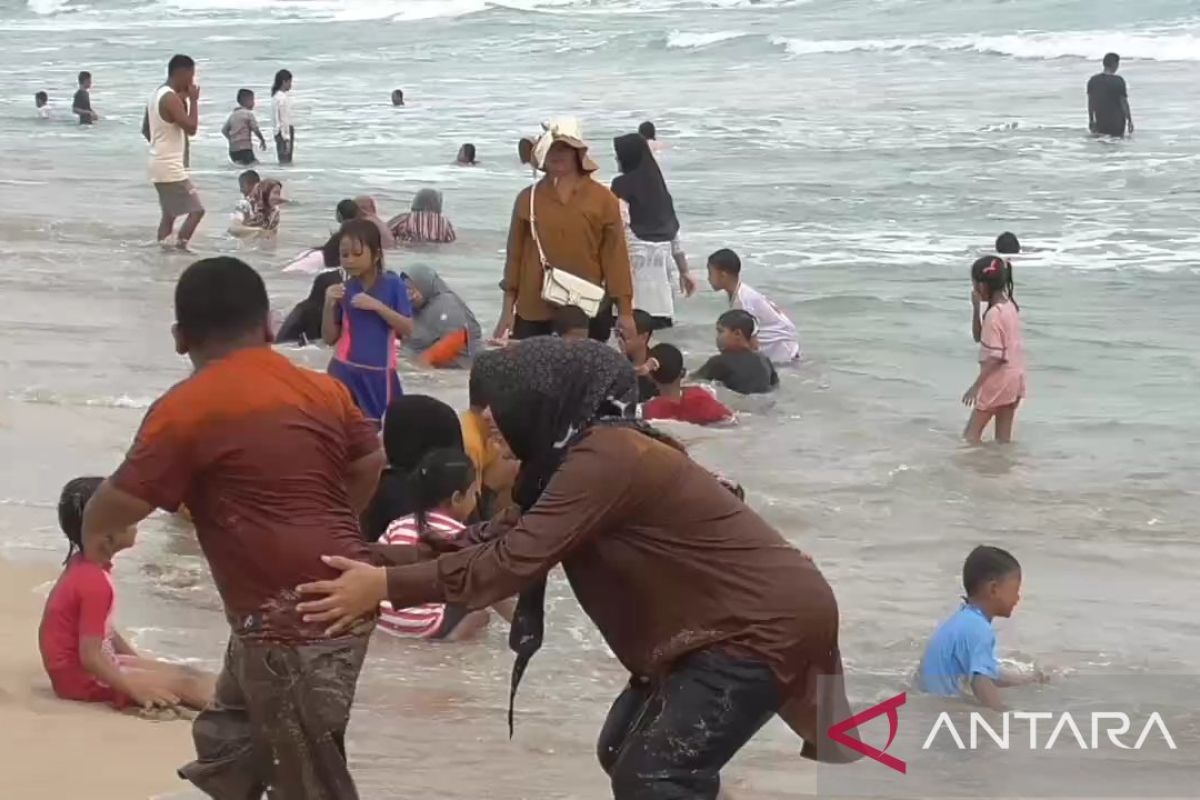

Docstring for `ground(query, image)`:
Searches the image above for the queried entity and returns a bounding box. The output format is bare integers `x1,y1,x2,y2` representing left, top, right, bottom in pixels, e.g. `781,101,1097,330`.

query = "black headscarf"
360,395,464,541
470,337,638,734
610,132,680,243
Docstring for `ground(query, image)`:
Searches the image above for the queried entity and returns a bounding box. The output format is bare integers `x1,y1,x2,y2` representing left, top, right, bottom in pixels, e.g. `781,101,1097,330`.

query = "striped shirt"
377,511,465,638
389,211,457,244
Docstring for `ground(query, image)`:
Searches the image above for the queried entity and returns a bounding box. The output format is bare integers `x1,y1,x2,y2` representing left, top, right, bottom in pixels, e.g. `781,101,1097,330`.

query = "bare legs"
122,656,217,710
178,209,205,249
963,400,1020,444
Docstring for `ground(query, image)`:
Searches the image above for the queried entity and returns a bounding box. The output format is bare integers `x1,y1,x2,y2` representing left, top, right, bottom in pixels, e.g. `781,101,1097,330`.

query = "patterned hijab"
470,337,637,733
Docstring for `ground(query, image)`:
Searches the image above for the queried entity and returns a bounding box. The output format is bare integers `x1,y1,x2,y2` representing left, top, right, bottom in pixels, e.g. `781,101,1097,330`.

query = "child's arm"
110,629,138,657
971,290,983,343
970,675,1006,711
321,285,344,346
962,356,1004,407
251,115,266,149
220,116,232,141
350,293,414,338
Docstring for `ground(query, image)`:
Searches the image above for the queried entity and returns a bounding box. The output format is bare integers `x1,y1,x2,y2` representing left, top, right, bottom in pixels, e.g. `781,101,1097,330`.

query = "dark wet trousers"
275,128,294,165
513,307,615,343
596,648,782,800
178,630,370,800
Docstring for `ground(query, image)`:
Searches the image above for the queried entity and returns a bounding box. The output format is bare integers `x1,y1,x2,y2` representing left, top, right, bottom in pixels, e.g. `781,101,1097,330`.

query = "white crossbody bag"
530,183,606,318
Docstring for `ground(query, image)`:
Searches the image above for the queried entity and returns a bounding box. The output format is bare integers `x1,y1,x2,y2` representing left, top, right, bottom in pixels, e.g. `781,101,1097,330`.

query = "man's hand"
187,82,200,104
1127,120,1135,136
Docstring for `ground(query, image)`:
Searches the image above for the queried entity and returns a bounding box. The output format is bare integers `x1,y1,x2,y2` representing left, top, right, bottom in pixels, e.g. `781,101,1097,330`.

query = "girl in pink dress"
962,255,1026,443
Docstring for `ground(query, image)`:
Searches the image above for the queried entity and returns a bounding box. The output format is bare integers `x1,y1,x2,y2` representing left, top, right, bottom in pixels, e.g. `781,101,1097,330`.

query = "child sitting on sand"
963,255,1026,443
917,545,1044,710
39,477,215,712
642,344,733,426
695,309,779,395
706,248,800,364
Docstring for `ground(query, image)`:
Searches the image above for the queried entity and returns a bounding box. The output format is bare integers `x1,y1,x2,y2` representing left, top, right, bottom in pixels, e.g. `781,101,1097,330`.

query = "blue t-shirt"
917,604,1000,697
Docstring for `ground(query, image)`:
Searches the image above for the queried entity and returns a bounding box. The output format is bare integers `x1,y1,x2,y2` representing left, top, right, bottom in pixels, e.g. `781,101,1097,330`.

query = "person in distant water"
402,264,482,368
621,309,659,402
222,88,266,166
40,476,216,712
456,143,478,166
973,232,1020,343
247,178,283,234
639,120,665,153
1087,52,1133,138
706,248,800,364
695,309,779,395
35,91,50,119
73,71,98,125
518,136,536,174
391,89,405,107
142,54,204,251
917,546,1044,710
388,188,457,244
353,195,396,249
963,255,1025,444
228,169,260,236
322,219,414,426
612,133,695,329
642,344,734,426
81,256,385,798
271,69,295,165
496,118,636,343
552,305,590,340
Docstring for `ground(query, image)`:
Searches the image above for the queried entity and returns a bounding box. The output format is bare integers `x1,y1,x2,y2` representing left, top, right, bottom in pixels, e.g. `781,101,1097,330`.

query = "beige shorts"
154,179,204,217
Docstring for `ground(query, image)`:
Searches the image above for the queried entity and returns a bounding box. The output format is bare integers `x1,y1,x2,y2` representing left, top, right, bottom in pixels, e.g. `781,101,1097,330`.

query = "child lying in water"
38,477,215,711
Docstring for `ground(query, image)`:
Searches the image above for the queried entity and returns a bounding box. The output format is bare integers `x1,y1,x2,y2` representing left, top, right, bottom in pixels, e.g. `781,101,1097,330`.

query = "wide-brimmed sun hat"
533,117,600,173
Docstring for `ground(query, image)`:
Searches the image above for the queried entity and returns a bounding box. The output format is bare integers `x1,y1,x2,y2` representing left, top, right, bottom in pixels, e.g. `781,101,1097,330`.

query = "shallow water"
1,0,1198,796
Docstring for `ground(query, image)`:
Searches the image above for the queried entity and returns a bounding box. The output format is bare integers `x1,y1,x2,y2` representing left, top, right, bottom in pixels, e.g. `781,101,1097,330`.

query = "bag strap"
528,182,550,272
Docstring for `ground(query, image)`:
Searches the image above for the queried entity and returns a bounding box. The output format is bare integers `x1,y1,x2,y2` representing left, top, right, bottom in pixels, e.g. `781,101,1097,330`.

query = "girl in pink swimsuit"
962,255,1026,443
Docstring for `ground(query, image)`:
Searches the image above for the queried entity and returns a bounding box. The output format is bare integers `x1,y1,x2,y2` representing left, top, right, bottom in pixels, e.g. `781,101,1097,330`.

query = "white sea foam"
666,29,748,49
26,0,74,14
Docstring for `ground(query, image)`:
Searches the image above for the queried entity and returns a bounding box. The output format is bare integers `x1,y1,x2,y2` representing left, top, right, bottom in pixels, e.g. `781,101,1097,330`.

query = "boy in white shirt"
706,248,800,365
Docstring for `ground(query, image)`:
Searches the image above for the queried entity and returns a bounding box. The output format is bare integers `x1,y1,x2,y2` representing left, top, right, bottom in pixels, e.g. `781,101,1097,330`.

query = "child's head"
173,257,271,363
391,88,404,106
638,120,657,141
457,143,477,165
715,309,756,353
78,71,91,89
237,88,255,109
58,476,134,562
971,254,1018,310
962,545,1022,618
995,231,1020,255
707,248,741,291
35,91,48,108
335,198,360,223
409,447,478,529
648,343,685,389
338,218,384,279
552,305,590,340
622,309,655,360
238,168,261,197
260,179,283,208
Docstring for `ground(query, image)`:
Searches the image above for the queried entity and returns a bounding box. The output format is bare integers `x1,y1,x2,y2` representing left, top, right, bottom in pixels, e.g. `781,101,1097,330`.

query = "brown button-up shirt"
386,426,849,752
503,178,634,322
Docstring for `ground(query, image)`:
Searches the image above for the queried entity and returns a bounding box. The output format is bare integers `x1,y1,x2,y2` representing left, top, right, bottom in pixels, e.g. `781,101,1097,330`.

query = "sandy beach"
0,558,195,800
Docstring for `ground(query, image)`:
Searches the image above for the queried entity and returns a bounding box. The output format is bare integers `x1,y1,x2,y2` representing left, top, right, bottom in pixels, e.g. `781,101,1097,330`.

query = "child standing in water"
323,218,413,425
963,255,1025,443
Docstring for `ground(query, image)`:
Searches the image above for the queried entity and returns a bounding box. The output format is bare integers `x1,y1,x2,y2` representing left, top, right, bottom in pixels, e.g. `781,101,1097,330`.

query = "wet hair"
237,88,254,106
552,304,589,336
391,89,404,105
58,476,104,563
238,169,261,190
632,309,655,339
717,309,756,340
167,54,194,76
458,143,477,164
78,71,91,86
707,248,742,277
408,447,476,542
638,121,656,140
339,218,385,275
35,91,48,105
335,198,361,223
995,232,1020,255
962,545,1021,597
1103,52,1120,70
175,257,269,347
649,343,684,384
271,68,292,96
970,255,1019,311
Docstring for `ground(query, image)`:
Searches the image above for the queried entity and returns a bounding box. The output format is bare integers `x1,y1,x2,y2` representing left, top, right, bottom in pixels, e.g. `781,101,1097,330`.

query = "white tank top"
147,85,187,184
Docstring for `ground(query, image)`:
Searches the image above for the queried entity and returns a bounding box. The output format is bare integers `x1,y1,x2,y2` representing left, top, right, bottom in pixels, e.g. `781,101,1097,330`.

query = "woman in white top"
610,133,695,329
271,69,294,165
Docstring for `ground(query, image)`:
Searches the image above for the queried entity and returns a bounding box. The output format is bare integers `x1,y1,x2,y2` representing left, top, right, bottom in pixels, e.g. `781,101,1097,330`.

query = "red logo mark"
828,692,907,774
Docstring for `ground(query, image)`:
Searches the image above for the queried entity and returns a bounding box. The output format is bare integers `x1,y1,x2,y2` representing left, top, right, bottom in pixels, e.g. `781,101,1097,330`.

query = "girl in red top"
38,477,215,711
642,343,734,426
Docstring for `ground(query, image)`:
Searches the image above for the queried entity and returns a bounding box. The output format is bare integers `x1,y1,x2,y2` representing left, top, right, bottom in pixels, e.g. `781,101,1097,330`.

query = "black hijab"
470,337,638,733
610,132,679,243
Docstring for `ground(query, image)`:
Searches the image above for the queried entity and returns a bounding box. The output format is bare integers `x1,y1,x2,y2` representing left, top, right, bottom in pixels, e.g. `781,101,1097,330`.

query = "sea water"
0,0,1197,796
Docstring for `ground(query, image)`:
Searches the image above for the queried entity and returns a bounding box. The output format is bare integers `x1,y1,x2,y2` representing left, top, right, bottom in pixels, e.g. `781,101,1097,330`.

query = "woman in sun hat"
493,118,636,345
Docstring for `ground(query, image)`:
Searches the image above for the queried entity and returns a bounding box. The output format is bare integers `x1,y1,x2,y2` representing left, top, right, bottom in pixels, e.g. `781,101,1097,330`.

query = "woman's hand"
325,283,345,305
296,556,387,636
679,271,697,298
350,293,384,313
492,308,514,341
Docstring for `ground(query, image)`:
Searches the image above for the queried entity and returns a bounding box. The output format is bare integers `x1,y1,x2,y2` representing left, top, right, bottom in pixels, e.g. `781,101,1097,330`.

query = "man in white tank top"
140,54,204,251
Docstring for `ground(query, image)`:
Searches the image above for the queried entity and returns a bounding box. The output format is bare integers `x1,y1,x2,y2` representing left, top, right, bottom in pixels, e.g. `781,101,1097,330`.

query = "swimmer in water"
73,71,98,125
1087,52,1133,138
35,91,50,120
391,89,404,107
455,143,477,166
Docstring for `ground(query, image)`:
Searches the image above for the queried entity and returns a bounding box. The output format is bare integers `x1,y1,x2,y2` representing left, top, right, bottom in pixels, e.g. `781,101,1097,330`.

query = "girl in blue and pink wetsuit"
322,218,413,425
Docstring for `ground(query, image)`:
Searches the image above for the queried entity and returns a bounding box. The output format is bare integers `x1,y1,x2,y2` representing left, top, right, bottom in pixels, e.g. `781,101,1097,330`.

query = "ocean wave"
772,29,1200,62
7,389,155,409
665,29,749,49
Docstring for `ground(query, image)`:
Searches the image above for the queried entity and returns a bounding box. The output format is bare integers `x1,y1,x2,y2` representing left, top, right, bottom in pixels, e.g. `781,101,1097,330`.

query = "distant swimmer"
1087,52,1133,138
391,88,405,107
271,69,295,165
72,71,98,125
518,136,536,174
221,88,267,166
638,119,664,153
34,91,49,120
142,54,204,251
455,142,477,166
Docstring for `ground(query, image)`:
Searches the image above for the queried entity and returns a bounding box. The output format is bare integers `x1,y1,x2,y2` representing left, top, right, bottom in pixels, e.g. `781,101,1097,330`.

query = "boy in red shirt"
39,476,215,711
642,343,734,426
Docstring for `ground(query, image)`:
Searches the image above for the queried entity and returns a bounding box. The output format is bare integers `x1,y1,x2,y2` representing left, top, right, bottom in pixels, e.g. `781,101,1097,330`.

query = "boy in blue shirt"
918,545,1042,710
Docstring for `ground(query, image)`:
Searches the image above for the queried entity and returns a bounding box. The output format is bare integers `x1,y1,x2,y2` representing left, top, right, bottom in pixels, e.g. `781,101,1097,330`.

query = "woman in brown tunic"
298,338,857,798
